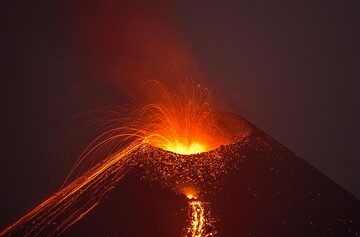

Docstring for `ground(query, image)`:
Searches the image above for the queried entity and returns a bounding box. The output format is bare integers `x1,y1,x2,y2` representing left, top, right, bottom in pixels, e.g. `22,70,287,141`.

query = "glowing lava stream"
183,187,215,237
187,196,206,237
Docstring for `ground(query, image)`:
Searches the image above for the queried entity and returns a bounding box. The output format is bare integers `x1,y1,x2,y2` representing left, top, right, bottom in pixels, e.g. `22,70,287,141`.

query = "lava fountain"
1,80,246,237
139,80,229,155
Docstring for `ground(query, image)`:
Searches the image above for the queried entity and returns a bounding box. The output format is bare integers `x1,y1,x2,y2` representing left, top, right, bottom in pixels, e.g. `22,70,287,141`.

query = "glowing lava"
165,142,206,155
182,187,216,237
188,198,206,237
183,186,199,200
139,80,229,155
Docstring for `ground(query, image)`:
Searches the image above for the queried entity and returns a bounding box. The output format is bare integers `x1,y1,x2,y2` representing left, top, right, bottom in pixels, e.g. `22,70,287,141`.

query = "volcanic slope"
3,113,360,236
66,113,360,236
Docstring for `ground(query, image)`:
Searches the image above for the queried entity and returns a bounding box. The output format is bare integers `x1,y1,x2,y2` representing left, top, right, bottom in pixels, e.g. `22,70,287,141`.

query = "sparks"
140,80,229,155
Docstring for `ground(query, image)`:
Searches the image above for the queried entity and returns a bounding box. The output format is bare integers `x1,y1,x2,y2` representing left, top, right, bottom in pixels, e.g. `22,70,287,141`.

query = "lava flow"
183,188,216,237
187,197,206,237
1,81,237,237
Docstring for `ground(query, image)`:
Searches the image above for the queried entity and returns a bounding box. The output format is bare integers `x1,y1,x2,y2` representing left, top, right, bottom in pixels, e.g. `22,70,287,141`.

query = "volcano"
2,113,359,237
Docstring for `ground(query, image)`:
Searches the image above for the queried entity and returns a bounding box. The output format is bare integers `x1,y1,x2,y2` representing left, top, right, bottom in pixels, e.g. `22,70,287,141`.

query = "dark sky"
1,0,359,230
173,0,360,198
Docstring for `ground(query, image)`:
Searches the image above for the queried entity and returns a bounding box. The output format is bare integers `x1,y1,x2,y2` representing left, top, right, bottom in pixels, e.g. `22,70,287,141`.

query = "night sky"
1,0,359,230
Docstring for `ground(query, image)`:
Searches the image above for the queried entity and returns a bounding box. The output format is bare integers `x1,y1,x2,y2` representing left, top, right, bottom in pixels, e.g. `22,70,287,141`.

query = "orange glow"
139,80,229,155
165,142,206,155
182,186,199,199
